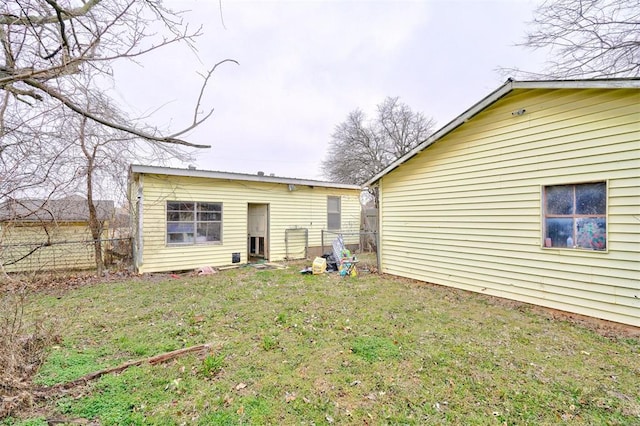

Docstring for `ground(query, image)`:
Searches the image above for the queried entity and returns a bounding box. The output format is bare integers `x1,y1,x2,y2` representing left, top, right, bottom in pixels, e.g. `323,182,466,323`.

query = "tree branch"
170,58,238,139
24,79,211,148
0,0,103,26
32,342,217,394
514,0,640,78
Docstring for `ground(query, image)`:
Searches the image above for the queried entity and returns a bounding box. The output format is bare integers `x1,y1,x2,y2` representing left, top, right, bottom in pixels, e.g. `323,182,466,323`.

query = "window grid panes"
327,196,341,230
543,182,606,251
167,201,222,245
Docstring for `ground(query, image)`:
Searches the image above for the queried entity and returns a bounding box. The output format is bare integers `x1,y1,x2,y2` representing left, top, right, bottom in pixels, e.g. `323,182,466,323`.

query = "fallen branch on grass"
33,342,216,395
1,342,218,417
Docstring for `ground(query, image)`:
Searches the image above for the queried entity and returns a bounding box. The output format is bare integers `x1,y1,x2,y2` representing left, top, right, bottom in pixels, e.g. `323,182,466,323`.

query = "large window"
327,196,341,230
543,182,606,251
166,202,222,245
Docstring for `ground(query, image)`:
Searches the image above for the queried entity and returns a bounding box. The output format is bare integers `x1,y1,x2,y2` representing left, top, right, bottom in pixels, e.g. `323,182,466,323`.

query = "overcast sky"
112,0,548,180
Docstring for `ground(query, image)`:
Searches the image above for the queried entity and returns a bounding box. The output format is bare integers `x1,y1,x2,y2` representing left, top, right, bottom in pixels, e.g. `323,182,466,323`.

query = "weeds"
200,353,225,377
261,335,278,351
0,279,59,418
4,264,640,424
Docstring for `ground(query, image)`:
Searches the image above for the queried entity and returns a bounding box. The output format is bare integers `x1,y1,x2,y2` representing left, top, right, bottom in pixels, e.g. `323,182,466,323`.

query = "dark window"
543,182,606,250
327,196,341,230
167,202,222,244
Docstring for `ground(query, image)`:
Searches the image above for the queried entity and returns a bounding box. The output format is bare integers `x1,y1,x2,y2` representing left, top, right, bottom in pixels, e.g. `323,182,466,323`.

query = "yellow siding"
135,174,361,273
0,223,104,272
378,88,640,327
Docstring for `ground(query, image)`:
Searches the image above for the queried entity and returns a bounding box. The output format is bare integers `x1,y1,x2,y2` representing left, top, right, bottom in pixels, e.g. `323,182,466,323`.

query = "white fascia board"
512,78,640,90
129,164,361,190
364,78,640,187
365,79,515,187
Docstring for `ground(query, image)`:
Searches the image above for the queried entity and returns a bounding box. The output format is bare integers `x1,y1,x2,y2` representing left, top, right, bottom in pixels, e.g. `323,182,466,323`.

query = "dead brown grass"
4,264,640,424
0,281,60,418
388,274,640,339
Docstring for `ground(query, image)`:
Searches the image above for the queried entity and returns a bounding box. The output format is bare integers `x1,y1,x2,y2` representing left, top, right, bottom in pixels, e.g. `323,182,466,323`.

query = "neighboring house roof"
130,164,362,190
0,196,115,223
364,77,640,187
112,212,130,229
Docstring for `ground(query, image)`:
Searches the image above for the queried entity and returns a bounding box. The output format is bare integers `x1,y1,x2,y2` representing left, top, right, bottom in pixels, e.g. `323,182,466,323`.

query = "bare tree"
322,97,436,185
0,80,191,274
0,0,237,153
1,1,237,273
70,77,192,274
521,0,640,78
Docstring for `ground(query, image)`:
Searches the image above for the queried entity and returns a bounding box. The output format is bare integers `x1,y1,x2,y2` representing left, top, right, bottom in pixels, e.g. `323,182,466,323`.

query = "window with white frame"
543,182,606,250
166,201,222,244
327,196,341,230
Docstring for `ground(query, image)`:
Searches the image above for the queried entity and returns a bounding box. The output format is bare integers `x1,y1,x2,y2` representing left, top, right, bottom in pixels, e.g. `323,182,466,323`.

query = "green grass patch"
200,353,225,377
34,346,111,386
261,334,279,351
0,419,48,426
8,263,640,425
350,336,401,362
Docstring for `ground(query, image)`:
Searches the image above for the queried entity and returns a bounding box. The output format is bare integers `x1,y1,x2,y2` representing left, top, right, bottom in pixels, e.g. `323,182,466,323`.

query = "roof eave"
365,78,516,187
364,77,640,187
130,164,362,190
513,78,640,89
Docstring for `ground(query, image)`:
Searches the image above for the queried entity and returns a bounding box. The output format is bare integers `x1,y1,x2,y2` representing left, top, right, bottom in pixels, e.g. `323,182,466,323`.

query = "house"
0,196,115,272
129,165,361,273
365,78,640,327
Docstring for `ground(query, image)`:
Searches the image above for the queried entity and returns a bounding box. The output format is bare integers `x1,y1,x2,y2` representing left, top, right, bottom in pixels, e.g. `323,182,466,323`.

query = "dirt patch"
391,274,640,339
531,306,640,339
476,290,640,339
0,270,177,298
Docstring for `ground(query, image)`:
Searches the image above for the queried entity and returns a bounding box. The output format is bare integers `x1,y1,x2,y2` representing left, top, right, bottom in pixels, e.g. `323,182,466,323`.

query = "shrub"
0,282,59,417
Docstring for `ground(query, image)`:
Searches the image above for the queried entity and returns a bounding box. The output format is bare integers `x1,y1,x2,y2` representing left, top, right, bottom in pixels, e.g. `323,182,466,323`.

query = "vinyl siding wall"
378,88,639,326
133,174,361,273
0,223,105,272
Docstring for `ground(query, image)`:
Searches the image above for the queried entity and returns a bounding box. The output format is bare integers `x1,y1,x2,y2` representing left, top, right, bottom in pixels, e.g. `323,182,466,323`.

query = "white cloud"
110,0,545,179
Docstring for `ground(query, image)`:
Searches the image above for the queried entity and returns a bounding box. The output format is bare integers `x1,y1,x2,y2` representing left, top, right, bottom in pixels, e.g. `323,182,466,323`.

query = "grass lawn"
3,261,639,425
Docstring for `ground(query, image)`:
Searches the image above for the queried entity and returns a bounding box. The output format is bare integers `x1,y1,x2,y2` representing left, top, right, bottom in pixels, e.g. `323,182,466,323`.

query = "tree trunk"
86,159,104,275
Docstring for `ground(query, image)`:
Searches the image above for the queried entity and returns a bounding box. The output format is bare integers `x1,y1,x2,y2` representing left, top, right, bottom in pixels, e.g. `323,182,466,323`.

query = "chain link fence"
0,237,132,274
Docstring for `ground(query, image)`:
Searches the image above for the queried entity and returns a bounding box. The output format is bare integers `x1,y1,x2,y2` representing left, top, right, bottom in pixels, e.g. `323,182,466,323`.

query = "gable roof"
130,164,362,190
364,78,640,187
0,196,115,223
